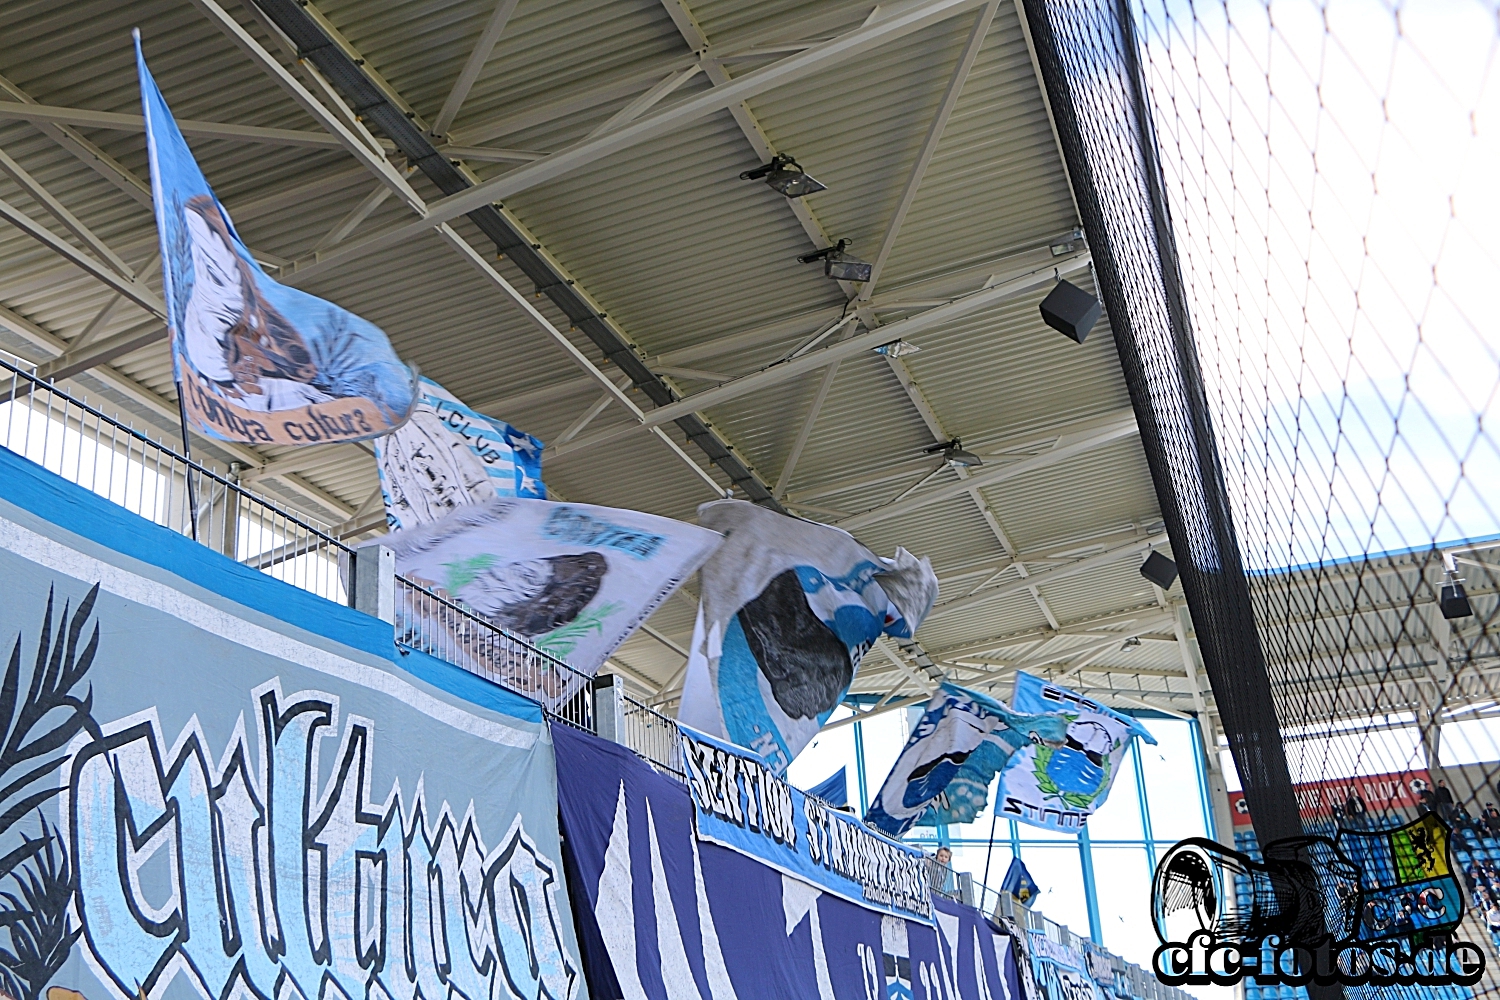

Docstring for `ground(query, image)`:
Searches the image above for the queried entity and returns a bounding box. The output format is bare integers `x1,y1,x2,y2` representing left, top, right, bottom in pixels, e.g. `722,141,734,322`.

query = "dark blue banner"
553,723,1020,1000
681,725,932,922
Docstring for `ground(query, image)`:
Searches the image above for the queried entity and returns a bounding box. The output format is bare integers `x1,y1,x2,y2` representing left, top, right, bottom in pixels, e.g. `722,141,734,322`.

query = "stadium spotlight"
1140,551,1179,590
741,154,827,198
1039,277,1102,344
798,239,872,282
1120,636,1142,651
874,340,921,358
924,439,983,468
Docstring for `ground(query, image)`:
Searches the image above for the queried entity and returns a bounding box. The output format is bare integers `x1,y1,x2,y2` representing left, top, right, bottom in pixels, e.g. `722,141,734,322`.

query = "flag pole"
176,379,199,541
980,785,1001,908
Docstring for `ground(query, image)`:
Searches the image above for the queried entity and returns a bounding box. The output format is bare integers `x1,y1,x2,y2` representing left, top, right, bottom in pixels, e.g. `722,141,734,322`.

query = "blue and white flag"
1000,857,1040,907
865,682,1071,837
386,497,722,704
678,500,938,777
375,377,545,529
137,35,416,445
997,672,1155,832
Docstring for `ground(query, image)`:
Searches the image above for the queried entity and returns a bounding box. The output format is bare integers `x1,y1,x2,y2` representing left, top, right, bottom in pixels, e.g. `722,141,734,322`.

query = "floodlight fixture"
874,340,921,358
924,439,983,468
741,154,827,198
1121,636,1142,651
798,239,872,282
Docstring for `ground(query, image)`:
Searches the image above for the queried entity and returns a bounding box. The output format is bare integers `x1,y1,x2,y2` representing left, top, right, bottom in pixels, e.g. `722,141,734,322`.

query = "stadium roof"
2,0,1232,730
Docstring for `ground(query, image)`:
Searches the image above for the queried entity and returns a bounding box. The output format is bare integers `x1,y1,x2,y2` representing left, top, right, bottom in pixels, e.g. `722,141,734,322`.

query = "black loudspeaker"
1441,581,1473,620
1140,551,1179,590
1039,279,1102,343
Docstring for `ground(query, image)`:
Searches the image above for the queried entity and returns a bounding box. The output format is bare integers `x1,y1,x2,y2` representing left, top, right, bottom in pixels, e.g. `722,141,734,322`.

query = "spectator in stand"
928,847,955,895
1345,791,1367,829
1420,784,1439,814
1484,803,1500,839
1487,900,1500,949
1436,780,1455,821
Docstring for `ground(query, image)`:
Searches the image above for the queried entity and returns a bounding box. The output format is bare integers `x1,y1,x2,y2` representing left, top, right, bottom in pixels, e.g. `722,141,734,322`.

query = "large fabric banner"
387,498,721,702
681,726,932,923
679,500,937,776
865,683,1070,838
0,443,582,1000
998,674,1155,832
553,722,1017,1000
1025,932,1104,1000
137,37,416,444
375,377,546,530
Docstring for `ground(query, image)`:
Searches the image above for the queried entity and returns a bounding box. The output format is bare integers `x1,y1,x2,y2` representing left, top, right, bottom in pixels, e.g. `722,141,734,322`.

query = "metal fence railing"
622,693,684,777
392,573,596,729
0,357,353,600
990,892,1190,1000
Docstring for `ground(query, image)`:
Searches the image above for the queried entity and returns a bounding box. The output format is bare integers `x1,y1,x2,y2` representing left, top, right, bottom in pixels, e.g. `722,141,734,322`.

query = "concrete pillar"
593,672,626,743
353,543,394,623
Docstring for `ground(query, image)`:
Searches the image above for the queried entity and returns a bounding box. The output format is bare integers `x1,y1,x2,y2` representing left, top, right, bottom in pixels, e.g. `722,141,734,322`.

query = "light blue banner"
0,443,583,1000
137,34,416,445
679,725,934,924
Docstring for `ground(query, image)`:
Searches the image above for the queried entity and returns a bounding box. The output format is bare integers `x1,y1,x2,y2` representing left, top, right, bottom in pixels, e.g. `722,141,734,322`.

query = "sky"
1137,0,1500,569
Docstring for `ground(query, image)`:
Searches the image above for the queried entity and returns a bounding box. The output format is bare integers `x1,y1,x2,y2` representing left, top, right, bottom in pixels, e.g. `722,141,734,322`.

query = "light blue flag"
864,682,1071,837
997,672,1156,832
137,34,416,446
375,377,545,530
678,500,939,777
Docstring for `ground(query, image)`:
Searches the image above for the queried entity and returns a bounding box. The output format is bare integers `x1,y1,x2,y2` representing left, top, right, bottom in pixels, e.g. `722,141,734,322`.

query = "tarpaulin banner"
1026,932,1105,1000
995,918,1043,1000
865,683,1071,837
1228,770,1431,828
680,725,932,923
376,377,546,530
998,673,1155,832
679,500,937,776
386,498,721,704
137,37,416,445
0,441,582,1000
552,722,1018,1000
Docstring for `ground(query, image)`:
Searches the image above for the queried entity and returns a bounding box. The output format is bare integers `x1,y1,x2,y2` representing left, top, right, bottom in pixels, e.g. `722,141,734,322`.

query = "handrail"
0,357,352,600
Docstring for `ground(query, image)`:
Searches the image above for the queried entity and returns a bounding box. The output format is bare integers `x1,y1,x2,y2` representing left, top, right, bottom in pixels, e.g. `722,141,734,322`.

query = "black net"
1023,0,1500,994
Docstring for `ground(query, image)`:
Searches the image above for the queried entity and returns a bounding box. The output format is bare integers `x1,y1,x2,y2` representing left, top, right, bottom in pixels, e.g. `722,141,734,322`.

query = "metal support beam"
432,0,522,137
925,533,1166,619
0,146,134,279
239,0,782,509
444,57,699,147
0,101,393,151
275,0,989,282
0,197,165,317
547,253,1093,460
860,0,999,296
0,73,152,208
184,0,429,212
585,64,705,139
839,408,1136,530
